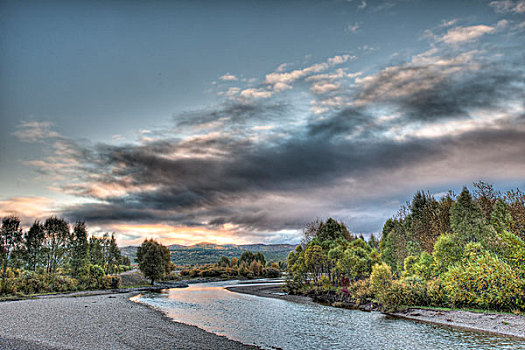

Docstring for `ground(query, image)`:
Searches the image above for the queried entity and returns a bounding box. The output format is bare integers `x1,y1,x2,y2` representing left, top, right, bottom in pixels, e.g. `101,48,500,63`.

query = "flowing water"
136,280,525,350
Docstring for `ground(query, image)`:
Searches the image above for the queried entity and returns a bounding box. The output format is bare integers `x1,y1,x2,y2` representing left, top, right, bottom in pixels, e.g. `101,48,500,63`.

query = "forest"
285,182,525,312
0,216,131,296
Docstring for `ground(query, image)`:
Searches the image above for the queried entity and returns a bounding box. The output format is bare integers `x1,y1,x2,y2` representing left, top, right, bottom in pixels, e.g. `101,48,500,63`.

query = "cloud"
439,24,497,45
0,197,58,225
12,121,61,143
15,25,525,245
490,0,525,13
264,55,353,92
345,22,360,33
219,73,238,81
310,82,341,95
239,88,274,99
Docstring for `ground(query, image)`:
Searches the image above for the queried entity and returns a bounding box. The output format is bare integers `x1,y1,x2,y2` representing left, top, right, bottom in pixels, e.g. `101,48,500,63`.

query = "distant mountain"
121,243,296,266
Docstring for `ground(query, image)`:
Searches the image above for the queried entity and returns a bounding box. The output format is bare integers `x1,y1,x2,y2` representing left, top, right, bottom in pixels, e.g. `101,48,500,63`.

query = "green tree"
108,234,121,274
89,237,104,266
23,221,45,271
432,234,462,274
490,199,513,234
43,217,71,273
70,221,89,277
450,187,492,247
1,216,23,290
218,256,230,267
504,188,525,239
473,181,498,223
304,244,325,283
136,239,171,285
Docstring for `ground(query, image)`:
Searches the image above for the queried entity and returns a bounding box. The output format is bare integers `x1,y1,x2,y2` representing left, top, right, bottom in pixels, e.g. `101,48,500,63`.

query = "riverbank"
226,283,316,305
388,308,525,339
226,283,525,340
0,291,259,350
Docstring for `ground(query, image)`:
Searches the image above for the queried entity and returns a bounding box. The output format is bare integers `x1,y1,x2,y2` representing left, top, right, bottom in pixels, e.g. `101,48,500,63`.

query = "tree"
405,191,439,253
368,233,380,250
504,188,525,239
218,256,230,267
432,234,462,274
473,181,498,223
1,216,23,289
89,237,104,266
450,187,492,248
136,239,171,285
43,217,71,273
490,199,513,235
240,251,255,266
24,221,45,271
108,234,121,274
304,244,325,283
70,221,89,277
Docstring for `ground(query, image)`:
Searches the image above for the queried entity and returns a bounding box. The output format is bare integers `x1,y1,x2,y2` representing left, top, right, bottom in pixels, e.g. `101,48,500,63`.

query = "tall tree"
505,188,525,239
450,187,492,247
89,236,104,266
490,199,513,235
24,221,45,271
43,217,71,273
1,217,23,289
70,221,89,277
108,234,121,274
406,191,439,253
473,181,498,223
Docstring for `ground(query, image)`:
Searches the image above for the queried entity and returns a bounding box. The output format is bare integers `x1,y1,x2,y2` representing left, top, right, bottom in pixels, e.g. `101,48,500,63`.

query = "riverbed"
135,280,525,350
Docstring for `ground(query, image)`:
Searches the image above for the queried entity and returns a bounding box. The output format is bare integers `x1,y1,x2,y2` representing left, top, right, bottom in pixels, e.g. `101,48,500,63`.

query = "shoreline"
225,283,316,305
0,290,259,350
226,283,525,340
387,308,525,340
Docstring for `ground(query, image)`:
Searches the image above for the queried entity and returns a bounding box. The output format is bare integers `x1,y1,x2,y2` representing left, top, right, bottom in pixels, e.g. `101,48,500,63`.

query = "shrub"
347,279,372,305
48,274,78,293
103,275,121,289
426,278,448,307
401,276,427,306
370,263,392,302
443,252,525,310
264,267,280,278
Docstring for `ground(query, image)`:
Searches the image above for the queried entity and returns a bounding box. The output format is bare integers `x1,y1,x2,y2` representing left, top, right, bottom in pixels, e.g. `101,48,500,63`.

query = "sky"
0,0,524,246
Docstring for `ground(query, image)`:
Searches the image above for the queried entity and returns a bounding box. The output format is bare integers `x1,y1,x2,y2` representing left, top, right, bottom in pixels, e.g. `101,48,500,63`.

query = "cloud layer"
10,5,525,244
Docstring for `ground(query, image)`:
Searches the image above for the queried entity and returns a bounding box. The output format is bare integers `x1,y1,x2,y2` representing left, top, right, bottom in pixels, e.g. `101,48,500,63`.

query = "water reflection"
137,280,525,350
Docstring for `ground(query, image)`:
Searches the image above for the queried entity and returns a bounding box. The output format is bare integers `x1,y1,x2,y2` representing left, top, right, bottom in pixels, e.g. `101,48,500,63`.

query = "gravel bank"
0,292,258,350
389,308,525,339
226,284,316,305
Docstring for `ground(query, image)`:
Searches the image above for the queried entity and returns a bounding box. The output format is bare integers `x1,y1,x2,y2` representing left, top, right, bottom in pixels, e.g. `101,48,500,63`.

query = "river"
136,280,525,350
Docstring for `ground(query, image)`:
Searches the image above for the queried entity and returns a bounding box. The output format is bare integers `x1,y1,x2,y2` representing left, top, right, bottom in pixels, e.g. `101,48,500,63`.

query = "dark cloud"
34,46,525,238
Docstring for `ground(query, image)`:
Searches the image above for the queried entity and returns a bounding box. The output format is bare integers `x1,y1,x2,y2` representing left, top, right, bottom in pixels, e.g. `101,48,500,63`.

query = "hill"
121,243,296,266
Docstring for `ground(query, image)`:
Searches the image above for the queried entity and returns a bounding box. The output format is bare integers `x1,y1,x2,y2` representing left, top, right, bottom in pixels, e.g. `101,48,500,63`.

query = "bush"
48,274,78,293
346,279,372,305
426,278,448,307
401,276,427,306
103,275,121,289
370,263,392,303
443,252,525,310
264,267,280,278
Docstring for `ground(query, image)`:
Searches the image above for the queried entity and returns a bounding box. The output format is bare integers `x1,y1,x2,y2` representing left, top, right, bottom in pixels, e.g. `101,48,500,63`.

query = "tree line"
286,182,525,312
180,250,281,279
0,216,130,295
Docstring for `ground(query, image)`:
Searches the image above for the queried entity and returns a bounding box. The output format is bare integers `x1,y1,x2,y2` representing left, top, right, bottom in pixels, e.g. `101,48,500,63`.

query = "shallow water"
137,280,525,350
